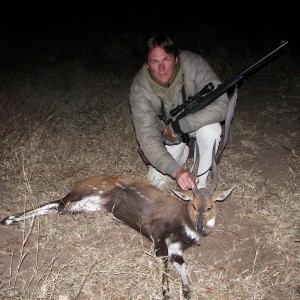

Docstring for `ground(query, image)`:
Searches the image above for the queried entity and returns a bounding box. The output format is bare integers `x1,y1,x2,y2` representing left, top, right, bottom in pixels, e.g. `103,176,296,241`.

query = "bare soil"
0,58,299,300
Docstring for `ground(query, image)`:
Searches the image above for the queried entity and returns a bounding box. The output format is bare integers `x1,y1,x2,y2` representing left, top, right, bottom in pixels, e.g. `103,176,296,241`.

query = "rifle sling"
157,84,187,125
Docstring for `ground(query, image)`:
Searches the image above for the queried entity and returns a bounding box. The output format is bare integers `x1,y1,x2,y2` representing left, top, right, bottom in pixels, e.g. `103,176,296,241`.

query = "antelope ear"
213,187,234,202
171,189,193,201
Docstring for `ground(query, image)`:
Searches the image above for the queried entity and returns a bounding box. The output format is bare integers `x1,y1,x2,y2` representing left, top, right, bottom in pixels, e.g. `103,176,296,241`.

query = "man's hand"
172,168,195,191
161,123,182,145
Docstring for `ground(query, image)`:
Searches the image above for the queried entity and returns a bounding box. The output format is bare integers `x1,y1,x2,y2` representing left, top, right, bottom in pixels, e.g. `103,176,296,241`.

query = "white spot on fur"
166,240,182,256
128,186,137,190
184,225,201,243
135,191,150,201
116,183,125,189
1,217,15,225
206,217,216,228
69,195,105,212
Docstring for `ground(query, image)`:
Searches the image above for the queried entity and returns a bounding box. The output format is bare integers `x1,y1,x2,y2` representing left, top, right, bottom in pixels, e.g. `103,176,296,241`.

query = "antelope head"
173,141,234,236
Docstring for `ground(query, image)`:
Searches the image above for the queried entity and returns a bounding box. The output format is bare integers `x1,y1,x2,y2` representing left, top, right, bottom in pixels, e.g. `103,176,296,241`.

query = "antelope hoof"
162,290,170,300
183,287,191,299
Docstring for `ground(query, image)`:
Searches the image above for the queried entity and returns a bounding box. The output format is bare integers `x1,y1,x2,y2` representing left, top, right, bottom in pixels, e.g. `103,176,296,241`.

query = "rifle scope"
170,82,215,116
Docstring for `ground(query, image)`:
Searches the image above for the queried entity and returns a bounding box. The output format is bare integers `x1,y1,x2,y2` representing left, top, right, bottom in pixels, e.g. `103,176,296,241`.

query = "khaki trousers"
147,123,222,189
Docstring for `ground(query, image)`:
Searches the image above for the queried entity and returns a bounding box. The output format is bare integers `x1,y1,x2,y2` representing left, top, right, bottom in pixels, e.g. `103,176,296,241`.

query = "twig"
13,216,36,288
72,260,99,300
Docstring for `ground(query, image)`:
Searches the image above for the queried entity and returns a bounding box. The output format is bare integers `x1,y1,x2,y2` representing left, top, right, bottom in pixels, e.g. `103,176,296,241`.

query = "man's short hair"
145,35,180,62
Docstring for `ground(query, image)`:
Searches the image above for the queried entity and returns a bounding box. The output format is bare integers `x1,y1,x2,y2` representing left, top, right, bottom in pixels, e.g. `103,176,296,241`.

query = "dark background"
0,2,298,68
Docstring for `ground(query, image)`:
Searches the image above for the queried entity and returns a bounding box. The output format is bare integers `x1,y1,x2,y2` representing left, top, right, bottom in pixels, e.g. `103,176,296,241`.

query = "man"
129,35,229,191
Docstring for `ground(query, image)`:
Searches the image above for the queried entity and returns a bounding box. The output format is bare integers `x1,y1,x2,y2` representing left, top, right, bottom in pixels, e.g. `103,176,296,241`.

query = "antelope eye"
207,206,212,211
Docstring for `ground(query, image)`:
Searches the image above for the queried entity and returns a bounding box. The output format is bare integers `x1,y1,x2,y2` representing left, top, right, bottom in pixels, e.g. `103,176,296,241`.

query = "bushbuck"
1,144,233,299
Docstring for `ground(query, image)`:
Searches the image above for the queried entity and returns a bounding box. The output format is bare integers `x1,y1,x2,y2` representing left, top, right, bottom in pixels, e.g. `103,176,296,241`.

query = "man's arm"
129,74,181,176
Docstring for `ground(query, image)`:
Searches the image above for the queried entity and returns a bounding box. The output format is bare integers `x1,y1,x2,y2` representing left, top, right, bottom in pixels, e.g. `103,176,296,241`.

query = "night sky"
0,2,298,66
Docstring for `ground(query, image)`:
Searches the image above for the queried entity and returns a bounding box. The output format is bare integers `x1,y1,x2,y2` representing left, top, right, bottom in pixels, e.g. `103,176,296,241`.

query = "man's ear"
145,62,149,69
175,57,179,64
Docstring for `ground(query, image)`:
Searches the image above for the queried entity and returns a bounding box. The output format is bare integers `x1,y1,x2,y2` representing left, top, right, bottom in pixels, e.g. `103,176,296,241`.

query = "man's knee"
147,166,170,189
195,123,222,141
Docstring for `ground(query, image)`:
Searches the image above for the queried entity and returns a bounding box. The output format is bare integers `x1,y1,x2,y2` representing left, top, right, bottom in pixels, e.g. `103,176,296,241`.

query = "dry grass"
0,59,299,300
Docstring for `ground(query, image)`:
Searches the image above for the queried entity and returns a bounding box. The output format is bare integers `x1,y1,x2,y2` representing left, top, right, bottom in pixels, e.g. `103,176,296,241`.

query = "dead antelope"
1,144,233,299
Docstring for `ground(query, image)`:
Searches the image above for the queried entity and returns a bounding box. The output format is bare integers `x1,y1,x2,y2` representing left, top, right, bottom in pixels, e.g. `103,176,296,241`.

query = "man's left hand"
161,123,182,145
172,168,195,191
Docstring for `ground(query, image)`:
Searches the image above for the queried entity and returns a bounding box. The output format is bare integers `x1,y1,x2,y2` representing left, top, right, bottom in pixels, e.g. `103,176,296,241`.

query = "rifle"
170,40,289,120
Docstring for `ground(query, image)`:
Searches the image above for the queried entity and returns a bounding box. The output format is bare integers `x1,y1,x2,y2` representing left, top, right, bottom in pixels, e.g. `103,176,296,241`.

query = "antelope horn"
209,140,218,195
191,141,200,179
191,142,206,197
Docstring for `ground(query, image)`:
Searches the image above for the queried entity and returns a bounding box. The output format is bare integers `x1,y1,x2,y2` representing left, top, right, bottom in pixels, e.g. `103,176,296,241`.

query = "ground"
0,56,299,300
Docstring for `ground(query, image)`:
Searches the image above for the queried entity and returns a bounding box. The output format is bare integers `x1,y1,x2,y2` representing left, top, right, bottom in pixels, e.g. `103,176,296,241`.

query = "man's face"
146,46,178,85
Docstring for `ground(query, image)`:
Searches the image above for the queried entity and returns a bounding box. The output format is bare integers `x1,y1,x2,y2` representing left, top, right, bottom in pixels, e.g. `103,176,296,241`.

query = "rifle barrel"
176,40,289,117
235,40,289,81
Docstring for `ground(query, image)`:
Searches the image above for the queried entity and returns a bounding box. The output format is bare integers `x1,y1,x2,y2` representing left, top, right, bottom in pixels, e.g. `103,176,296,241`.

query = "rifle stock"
171,40,289,119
